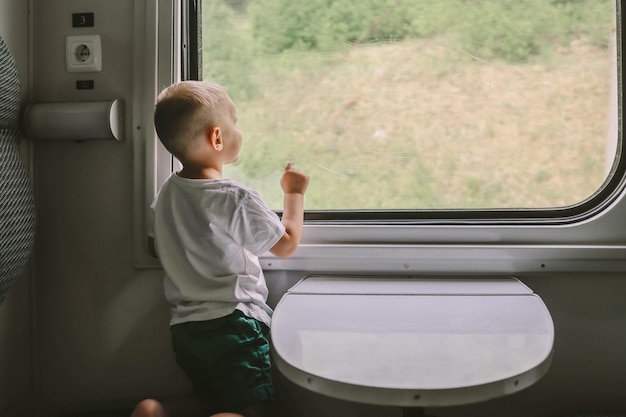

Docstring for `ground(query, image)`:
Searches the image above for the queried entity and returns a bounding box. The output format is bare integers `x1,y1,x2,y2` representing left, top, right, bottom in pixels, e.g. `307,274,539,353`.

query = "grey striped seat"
0,36,36,302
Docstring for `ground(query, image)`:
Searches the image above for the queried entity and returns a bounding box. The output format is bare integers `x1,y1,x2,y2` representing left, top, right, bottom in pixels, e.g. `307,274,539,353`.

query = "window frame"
194,0,624,226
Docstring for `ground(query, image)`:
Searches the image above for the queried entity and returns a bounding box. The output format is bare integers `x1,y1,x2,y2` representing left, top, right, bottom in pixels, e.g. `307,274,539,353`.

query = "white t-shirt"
149,173,285,327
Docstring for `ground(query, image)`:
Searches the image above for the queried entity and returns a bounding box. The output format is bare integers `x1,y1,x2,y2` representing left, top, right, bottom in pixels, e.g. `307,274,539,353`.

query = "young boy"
148,81,309,417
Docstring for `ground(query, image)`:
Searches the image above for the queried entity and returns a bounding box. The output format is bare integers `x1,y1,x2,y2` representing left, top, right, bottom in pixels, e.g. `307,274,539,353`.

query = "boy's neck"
178,166,222,180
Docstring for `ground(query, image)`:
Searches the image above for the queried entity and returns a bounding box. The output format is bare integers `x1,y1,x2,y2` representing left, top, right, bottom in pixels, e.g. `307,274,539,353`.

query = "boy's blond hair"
154,81,229,161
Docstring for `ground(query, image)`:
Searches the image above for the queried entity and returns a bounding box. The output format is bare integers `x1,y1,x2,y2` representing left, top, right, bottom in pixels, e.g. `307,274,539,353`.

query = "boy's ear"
207,127,223,151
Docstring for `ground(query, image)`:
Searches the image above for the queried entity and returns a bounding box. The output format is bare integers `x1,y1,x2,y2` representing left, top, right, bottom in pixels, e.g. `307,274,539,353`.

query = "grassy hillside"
224,38,613,210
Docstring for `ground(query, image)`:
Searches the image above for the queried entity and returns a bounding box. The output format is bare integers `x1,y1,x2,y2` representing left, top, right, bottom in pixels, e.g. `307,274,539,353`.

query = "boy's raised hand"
280,161,309,195
271,162,309,258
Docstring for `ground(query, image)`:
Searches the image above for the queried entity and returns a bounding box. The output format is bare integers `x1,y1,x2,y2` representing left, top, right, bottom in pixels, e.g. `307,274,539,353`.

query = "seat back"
0,36,36,302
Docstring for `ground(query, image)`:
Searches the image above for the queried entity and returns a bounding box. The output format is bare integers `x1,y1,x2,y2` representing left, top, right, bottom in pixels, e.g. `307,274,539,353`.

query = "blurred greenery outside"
200,0,616,210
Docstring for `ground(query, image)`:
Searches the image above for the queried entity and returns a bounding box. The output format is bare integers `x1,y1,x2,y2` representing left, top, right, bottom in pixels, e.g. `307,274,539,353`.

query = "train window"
193,0,620,222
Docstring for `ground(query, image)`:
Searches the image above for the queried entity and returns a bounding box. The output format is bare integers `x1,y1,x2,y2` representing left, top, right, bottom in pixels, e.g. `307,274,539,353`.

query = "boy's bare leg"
130,399,276,417
130,400,245,417
209,413,244,417
130,399,168,417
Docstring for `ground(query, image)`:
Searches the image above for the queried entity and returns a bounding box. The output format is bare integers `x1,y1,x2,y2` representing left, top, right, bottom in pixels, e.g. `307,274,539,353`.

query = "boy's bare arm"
270,192,305,258
270,162,309,258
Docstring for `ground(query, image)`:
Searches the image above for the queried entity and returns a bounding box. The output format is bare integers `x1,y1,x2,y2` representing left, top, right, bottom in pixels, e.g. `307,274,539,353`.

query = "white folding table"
271,276,554,415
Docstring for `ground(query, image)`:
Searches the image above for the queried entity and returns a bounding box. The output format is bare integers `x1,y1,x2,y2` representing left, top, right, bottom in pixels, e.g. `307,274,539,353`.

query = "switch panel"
66,35,102,72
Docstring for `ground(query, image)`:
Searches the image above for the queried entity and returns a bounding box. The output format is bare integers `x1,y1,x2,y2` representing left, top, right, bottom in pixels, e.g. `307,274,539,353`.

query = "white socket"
66,35,102,72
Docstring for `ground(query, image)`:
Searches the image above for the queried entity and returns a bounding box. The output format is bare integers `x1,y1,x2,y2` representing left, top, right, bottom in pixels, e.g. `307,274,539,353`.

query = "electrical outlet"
66,35,102,72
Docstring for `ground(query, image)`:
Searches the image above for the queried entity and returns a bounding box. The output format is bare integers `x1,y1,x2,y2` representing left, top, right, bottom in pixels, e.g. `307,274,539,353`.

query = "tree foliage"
247,0,613,61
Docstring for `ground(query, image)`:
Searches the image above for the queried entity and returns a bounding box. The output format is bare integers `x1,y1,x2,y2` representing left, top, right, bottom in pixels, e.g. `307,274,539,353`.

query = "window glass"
200,0,618,212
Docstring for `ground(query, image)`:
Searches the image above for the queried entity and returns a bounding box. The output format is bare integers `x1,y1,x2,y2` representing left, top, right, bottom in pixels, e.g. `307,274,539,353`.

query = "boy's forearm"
282,192,305,243
267,192,304,258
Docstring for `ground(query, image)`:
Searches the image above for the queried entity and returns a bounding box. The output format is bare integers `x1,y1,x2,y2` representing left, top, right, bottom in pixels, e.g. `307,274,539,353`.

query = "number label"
72,13,94,28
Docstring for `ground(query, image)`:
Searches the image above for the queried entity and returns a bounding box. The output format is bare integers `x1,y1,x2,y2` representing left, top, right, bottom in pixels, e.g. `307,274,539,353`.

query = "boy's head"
154,81,232,163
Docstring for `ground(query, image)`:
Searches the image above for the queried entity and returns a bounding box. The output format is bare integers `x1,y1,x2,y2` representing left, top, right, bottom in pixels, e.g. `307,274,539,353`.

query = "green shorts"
170,310,274,413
